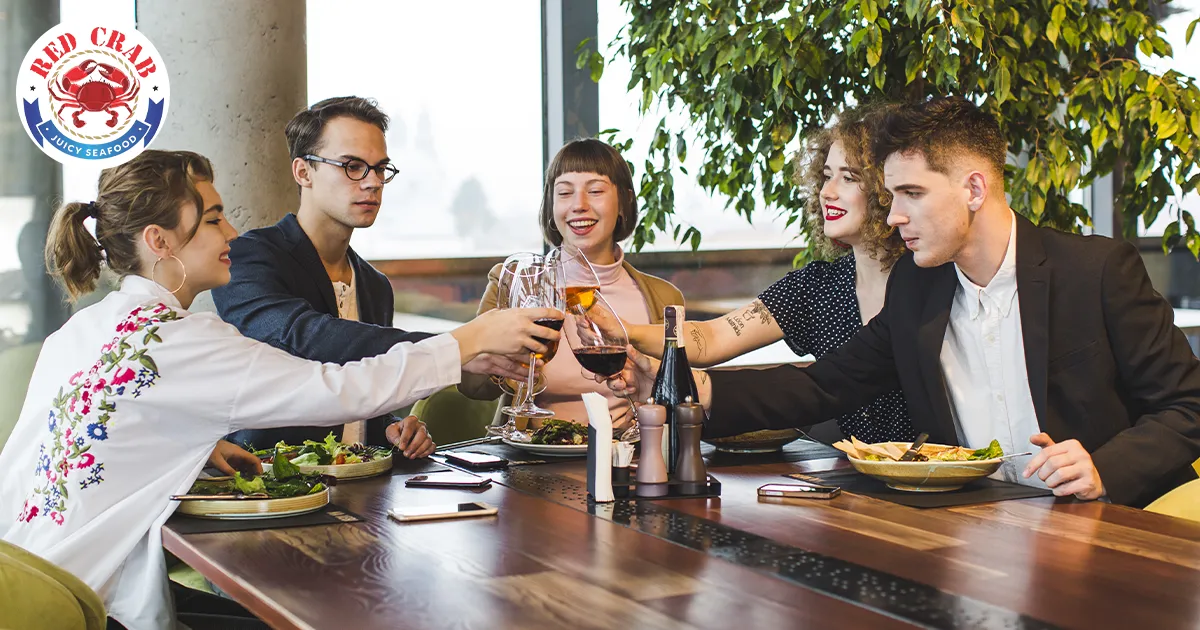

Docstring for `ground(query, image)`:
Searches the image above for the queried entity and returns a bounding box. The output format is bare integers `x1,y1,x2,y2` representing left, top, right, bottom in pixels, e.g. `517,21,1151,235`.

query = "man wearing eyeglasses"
213,96,528,457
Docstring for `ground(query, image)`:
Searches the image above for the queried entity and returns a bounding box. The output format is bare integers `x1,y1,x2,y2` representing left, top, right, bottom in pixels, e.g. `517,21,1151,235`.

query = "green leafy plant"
583,1,1200,258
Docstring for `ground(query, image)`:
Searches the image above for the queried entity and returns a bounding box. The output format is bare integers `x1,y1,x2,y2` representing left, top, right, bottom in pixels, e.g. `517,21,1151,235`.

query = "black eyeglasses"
303,154,398,183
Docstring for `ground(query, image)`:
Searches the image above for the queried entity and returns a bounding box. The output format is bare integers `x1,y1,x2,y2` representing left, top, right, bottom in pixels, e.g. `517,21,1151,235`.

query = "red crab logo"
47,59,140,129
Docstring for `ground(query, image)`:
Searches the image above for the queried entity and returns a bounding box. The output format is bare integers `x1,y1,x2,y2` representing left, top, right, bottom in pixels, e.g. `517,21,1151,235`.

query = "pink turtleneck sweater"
538,247,650,428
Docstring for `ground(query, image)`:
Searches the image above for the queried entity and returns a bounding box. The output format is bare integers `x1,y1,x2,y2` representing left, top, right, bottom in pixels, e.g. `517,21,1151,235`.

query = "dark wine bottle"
651,305,699,475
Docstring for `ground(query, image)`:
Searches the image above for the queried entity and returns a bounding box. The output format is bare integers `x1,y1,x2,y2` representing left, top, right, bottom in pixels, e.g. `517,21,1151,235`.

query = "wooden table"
163,452,1200,630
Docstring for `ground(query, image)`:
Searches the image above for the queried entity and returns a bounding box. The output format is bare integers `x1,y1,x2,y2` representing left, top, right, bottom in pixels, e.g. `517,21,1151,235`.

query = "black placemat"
787,468,1053,508
704,438,843,468
166,504,364,535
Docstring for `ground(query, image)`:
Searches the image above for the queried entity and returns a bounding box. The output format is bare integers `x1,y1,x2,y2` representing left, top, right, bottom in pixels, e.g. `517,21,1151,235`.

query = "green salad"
250,432,387,467
188,447,326,498
530,419,588,445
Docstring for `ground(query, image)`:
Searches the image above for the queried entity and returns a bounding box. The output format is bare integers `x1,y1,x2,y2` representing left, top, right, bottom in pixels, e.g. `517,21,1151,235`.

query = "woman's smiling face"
552,171,620,258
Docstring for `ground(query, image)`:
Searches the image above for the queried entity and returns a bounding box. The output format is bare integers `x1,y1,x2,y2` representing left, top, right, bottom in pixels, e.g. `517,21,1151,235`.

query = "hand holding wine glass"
495,253,562,421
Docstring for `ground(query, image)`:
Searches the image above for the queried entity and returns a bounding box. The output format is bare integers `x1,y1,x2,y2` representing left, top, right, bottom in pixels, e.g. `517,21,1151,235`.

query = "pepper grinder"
674,397,707,495
635,399,668,497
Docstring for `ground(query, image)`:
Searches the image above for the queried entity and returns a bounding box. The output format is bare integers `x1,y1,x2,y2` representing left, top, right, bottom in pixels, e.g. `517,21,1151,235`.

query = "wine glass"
560,288,641,441
547,247,600,313
495,253,560,422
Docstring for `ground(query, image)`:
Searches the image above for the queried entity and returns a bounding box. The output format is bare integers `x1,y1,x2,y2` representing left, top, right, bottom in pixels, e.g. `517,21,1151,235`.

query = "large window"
597,2,803,252
307,1,545,260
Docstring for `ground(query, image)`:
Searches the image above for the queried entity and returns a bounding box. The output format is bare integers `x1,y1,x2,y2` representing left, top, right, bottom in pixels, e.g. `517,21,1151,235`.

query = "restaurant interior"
3,1,1200,629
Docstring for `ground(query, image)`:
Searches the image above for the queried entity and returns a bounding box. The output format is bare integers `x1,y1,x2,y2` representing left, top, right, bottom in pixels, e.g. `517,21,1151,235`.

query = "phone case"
404,474,492,489
757,484,840,499
443,452,508,470
388,503,499,522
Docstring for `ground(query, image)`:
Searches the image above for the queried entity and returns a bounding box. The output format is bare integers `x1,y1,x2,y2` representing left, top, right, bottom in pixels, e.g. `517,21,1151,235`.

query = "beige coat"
458,260,684,420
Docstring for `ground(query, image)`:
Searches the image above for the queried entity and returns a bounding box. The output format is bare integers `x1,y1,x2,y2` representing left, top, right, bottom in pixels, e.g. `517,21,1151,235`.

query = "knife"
898,432,929,461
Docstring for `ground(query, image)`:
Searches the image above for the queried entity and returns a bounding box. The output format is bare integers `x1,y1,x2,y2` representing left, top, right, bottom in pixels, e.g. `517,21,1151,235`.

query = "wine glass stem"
524,352,538,406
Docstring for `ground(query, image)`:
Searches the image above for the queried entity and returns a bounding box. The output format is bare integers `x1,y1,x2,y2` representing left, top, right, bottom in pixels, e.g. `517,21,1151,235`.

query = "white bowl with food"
833,437,1005,492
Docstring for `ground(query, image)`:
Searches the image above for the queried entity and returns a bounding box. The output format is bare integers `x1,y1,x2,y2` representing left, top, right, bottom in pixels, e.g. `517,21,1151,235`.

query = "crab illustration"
47,59,140,129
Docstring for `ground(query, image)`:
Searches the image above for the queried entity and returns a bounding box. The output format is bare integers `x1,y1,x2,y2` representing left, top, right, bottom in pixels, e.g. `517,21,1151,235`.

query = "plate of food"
832,437,1006,492
255,433,393,480
502,419,589,456
174,452,330,519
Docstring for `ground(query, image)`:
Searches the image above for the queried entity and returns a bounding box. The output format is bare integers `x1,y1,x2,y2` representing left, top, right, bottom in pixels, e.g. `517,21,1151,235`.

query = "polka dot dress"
758,253,916,443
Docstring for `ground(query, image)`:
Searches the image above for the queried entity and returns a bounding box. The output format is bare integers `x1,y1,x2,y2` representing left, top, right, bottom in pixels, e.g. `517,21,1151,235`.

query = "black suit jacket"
708,215,1200,506
212,213,433,448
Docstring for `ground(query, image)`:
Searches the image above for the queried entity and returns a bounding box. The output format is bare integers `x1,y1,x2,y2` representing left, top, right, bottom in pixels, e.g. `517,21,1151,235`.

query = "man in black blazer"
613,97,1200,507
214,97,530,454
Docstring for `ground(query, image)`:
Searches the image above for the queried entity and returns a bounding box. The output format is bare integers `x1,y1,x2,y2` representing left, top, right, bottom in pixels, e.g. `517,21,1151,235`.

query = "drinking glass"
496,253,560,421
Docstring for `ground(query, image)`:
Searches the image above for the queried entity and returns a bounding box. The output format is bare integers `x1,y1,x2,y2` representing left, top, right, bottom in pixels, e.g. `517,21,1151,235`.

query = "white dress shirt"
0,275,460,629
332,267,367,444
939,214,1047,488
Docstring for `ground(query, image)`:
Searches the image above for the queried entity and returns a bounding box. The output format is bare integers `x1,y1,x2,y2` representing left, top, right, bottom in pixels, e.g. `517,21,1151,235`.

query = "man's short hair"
870,96,1007,179
284,96,389,160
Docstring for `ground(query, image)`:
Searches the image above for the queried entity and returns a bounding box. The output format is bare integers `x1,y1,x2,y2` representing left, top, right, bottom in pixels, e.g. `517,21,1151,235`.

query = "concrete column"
135,0,306,234
1,0,68,342
136,0,306,310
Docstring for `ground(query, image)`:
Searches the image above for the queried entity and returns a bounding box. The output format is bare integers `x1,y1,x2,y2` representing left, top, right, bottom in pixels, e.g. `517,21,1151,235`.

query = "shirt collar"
953,212,1019,320
119,274,186,311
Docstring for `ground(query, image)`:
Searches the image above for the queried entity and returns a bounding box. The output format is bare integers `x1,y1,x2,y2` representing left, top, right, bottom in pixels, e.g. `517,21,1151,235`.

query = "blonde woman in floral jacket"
0,150,559,629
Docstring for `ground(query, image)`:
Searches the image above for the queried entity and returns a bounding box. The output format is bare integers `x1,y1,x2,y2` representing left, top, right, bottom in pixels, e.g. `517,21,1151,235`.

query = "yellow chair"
1145,478,1200,523
0,341,43,455
411,386,499,445
0,540,106,630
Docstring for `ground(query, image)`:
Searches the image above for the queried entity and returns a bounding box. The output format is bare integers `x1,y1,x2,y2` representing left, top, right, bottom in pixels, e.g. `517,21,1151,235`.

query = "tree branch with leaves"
584,0,1200,258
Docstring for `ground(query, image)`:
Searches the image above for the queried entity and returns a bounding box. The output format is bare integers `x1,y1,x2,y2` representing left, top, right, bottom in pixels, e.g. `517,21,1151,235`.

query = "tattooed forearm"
725,315,746,337
746,300,774,326
688,325,708,359
695,370,709,386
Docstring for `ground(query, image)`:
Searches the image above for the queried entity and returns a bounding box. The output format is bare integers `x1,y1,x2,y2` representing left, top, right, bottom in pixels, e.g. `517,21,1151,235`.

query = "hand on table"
387,415,436,459
208,439,263,477
1022,433,1106,500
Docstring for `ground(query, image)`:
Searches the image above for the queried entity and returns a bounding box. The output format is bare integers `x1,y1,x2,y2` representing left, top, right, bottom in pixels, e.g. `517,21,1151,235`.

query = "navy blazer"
213,213,433,448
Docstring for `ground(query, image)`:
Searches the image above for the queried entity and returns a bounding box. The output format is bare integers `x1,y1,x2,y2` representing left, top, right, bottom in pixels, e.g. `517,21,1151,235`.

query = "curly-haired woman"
626,105,915,443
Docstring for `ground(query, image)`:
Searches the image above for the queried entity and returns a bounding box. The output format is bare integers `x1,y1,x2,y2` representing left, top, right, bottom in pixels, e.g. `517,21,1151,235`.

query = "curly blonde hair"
795,104,906,271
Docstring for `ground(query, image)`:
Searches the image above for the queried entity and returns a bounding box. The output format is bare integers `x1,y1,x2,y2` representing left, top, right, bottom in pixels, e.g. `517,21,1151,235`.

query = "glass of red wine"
495,253,560,422
560,288,641,440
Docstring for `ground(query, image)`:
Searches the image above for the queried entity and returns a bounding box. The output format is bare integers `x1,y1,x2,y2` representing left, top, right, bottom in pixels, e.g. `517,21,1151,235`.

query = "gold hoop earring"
151,255,187,294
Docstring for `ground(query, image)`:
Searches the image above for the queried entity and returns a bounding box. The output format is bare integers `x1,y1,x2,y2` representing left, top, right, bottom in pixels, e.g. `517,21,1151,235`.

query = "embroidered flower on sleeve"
86,422,107,441
19,303,179,526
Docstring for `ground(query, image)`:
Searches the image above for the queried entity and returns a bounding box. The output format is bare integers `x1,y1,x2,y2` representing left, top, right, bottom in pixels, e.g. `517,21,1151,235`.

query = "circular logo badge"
15,23,170,167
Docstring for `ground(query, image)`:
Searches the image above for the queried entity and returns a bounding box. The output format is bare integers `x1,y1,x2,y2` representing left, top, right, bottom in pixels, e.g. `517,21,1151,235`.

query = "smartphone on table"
388,501,498,522
757,482,841,500
442,451,508,470
404,472,492,489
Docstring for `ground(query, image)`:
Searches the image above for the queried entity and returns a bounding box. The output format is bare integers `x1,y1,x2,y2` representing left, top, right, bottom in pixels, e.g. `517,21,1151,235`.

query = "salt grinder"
635,399,668,497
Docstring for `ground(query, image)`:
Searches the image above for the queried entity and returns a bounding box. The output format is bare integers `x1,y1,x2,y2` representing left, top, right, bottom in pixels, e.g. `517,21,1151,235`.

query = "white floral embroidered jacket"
0,275,461,629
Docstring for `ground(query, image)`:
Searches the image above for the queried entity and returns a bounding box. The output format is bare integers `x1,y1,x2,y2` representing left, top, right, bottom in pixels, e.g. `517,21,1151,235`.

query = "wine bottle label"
664,304,684,341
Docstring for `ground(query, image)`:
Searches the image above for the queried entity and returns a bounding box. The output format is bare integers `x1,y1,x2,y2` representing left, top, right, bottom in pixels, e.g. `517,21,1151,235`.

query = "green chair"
0,540,106,630
0,341,42,454
411,386,499,445
1145,478,1200,523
